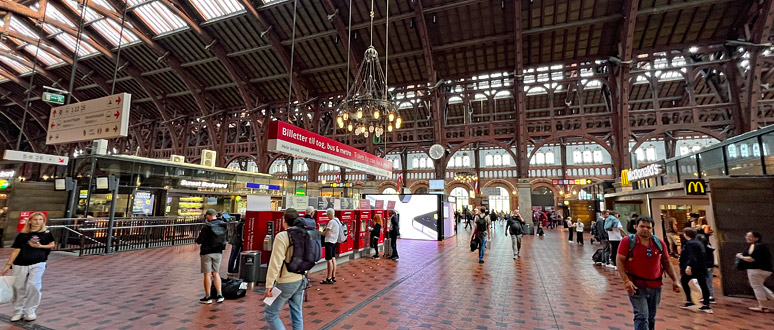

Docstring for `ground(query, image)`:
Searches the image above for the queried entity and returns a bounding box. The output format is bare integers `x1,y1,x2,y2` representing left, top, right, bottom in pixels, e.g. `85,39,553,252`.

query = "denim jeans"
264,278,306,330
478,233,488,261
628,286,661,330
227,243,242,274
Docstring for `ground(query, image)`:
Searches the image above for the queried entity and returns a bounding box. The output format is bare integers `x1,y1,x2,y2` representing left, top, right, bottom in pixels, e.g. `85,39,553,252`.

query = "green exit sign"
43,92,65,105
295,189,306,196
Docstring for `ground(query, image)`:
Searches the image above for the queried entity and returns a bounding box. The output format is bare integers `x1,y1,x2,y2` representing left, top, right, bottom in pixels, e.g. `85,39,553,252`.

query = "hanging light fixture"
336,0,398,138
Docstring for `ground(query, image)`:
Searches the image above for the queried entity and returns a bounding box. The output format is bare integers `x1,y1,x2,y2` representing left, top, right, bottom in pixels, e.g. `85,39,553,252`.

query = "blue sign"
246,183,280,190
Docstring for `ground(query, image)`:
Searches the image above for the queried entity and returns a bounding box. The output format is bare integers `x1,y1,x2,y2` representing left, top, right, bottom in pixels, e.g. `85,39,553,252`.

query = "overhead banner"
267,121,392,177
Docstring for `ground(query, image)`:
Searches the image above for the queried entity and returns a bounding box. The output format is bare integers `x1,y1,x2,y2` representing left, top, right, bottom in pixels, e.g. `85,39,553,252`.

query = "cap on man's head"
205,209,217,216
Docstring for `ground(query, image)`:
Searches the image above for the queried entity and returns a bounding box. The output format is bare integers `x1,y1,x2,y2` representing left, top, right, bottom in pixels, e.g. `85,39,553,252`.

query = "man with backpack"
264,208,310,330
616,217,680,330
320,208,341,284
196,209,228,304
505,209,525,259
605,210,626,269
472,208,491,264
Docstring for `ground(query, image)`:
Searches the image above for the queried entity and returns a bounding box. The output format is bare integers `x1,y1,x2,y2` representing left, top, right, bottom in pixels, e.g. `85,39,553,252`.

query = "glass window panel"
0,56,31,73
762,133,774,174
573,150,582,163
727,137,763,175
545,151,554,164
412,158,418,169
698,148,725,178
419,158,426,168
635,148,645,162
189,0,245,21
91,19,140,47
131,1,188,35
494,155,502,166
677,155,699,180
462,155,470,167
666,161,678,184
503,154,511,165
455,156,463,167
593,150,603,163
646,147,656,162
485,154,493,166
63,0,103,22
23,45,63,66
55,34,99,56
536,152,545,165
583,150,592,163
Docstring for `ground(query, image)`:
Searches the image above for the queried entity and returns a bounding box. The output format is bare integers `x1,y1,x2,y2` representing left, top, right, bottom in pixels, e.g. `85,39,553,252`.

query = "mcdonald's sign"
684,179,708,195
621,169,630,185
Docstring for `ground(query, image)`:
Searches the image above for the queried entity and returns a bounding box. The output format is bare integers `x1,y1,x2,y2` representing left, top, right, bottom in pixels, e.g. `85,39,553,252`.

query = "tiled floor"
0,222,771,330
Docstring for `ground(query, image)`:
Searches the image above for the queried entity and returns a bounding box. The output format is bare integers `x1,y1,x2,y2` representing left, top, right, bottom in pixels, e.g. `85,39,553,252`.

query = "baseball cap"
205,209,217,216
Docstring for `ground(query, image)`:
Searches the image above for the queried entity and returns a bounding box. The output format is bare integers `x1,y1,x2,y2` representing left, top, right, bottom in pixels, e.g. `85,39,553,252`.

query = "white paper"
263,287,283,306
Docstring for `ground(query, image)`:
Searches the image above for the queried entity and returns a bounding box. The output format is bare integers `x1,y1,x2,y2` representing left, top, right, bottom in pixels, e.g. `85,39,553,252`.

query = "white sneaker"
24,312,36,321
10,312,23,322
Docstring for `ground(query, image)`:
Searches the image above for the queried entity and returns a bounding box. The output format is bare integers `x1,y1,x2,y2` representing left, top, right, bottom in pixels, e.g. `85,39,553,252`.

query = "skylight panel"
9,17,40,40
189,0,245,21
56,34,99,57
0,44,10,52
130,1,188,35
0,56,32,73
91,18,140,47
24,45,64,66
32,2,76,30
63,0,102,22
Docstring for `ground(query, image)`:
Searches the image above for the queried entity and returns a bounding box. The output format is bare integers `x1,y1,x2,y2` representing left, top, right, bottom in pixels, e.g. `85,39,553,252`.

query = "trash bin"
524,223,534,235
239,251,260,284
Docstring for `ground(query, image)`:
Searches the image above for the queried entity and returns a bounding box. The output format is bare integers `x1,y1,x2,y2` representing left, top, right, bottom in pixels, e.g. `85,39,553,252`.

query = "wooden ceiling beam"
321,0,362,81
239,0,309,101
412,0,436,83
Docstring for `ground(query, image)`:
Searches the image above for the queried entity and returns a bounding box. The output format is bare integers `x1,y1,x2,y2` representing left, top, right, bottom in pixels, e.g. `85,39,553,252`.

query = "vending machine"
354,209,372,257
336,210,355,257
243,210,285,265
314,211,331,261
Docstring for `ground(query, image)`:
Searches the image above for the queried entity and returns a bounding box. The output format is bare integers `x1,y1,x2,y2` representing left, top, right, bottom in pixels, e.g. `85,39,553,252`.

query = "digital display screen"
365,194,440,241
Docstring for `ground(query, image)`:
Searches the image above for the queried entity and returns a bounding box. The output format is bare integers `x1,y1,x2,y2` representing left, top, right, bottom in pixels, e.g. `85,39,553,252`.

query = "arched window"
680,146,691,156
595,168,601,176
427,160,434,169
447,158,454,167
740,144,749,158
573,149,582,163
727,144,738,158
503,154,511,165
463,155,471,167
593,150,603,163
485,154,493,166
455,156,463,167
536,152,545,165
645,146,656,162
412,158,419,169
393,159,400,169
753,143,761,157
450,187,470,212
382,187,397,194
635,148,646,162
545,150,555,164
494,154,502,166
583,149,593,163
572,169,578,176
488,187,511,213
419,158,427,168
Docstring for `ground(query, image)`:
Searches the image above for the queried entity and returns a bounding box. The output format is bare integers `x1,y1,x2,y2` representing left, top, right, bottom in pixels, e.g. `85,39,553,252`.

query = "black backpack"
476,215,487,232
209,220,228,247
285,225,317,274
508,218,523,235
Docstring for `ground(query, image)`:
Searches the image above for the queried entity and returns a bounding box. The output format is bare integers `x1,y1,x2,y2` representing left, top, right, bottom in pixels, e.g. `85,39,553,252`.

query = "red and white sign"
375,200,385,209
387,201,396,210
359,199,371,210
267,121,392,177
18,211,49,232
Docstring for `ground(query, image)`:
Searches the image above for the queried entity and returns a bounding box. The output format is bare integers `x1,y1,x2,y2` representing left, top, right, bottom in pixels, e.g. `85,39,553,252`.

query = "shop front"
69,155,305,219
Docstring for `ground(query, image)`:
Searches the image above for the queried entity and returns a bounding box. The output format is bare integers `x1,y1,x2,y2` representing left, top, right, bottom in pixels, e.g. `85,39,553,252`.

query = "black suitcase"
592,247,609,264
212,277,247,299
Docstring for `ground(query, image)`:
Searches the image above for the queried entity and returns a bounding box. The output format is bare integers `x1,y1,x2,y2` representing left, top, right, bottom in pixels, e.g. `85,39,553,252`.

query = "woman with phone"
370,214,383,259
1,212,56,322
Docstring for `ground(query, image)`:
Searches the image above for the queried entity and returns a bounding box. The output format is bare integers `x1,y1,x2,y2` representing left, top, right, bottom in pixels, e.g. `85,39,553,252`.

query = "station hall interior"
1,0,774,329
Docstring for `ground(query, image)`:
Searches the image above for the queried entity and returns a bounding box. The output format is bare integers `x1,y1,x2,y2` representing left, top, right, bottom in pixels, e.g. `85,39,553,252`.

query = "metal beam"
744,0,774,131
514,0,528,178
614,0,639,172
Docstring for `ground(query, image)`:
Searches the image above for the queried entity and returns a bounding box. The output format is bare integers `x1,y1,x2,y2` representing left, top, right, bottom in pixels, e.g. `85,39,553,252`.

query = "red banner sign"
18,211,49,232
359,199,371,210
267,121,392,177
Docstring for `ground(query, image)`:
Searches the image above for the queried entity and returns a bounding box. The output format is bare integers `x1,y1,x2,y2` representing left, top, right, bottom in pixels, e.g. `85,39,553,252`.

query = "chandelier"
336,0,400,138
454,172,478,182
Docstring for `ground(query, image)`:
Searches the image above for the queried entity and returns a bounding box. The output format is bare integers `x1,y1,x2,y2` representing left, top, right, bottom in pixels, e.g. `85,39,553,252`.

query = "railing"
47,216,236,256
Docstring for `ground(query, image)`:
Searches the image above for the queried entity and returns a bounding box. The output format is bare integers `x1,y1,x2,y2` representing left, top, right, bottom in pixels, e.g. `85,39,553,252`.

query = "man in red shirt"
616,217,680,330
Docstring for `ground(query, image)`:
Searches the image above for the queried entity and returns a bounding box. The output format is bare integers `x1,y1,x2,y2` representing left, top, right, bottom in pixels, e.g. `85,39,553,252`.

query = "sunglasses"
647,248,654,258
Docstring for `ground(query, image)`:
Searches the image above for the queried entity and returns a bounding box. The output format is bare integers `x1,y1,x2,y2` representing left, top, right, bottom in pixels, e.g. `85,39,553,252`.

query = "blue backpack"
627,234,663,258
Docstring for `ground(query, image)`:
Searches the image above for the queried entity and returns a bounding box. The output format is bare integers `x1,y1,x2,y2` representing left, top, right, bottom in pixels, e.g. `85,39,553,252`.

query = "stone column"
517,179,533,228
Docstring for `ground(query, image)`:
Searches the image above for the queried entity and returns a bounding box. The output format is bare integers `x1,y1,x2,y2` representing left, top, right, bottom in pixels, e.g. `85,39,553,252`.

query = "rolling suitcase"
383,237,393,258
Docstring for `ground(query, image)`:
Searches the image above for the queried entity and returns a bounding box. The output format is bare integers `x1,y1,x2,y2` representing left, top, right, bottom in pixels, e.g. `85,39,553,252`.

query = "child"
2,212,55,322
370,214,383,259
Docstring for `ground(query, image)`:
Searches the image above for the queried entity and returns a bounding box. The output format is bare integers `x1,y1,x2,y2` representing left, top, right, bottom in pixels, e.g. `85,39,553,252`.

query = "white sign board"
3,150,69,165
47,93,131,145
481,187,501,196
247,195,272,211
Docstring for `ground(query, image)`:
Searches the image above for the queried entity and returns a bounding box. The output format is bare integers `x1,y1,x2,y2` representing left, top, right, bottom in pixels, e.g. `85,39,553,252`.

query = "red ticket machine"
243,211,285,265
355,210,371,255
315,211,330,261
336,210,355,256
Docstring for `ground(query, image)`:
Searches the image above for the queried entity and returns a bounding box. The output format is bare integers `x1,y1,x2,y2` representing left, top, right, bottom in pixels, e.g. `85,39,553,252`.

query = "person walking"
369,214,383,259
567,217,575,242
195,209,228,304
662,211,680,257
505,210,525,259
388,210,400,260
616,217,680,330
264,208,307,330
697,234,716,304
320,208,339,284
605,210,626,269
576,220,585,245
472,208,491,263
627,214,639,234
678,227,713,313
227,215,245,275
1,212,55,322
736,232,774,312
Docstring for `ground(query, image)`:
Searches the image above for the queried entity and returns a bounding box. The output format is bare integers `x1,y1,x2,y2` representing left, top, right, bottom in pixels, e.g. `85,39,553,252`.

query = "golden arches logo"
686,181,705,194
621,170,630,185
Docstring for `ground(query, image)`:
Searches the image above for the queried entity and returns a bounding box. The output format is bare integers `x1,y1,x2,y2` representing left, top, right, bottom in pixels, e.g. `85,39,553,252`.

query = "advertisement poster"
365,195,440,241
359,199,371,210
341,198,354,210
18,211,49,232
374,200,384,209
443,202,455,238
387,201,396,210
132,191,154,215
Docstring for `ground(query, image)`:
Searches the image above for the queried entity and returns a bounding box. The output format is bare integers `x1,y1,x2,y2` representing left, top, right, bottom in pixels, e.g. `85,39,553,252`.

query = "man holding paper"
264,209,306,330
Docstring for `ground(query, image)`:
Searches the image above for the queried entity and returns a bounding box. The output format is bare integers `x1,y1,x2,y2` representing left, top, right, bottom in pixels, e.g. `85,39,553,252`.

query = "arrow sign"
114,110,120,119
50,123,55,129
116,96,121,104
47,93,131,145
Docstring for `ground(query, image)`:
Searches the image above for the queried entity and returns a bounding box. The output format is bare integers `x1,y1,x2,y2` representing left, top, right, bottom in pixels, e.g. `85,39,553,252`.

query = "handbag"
470,236,480,252
0,276,15,304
